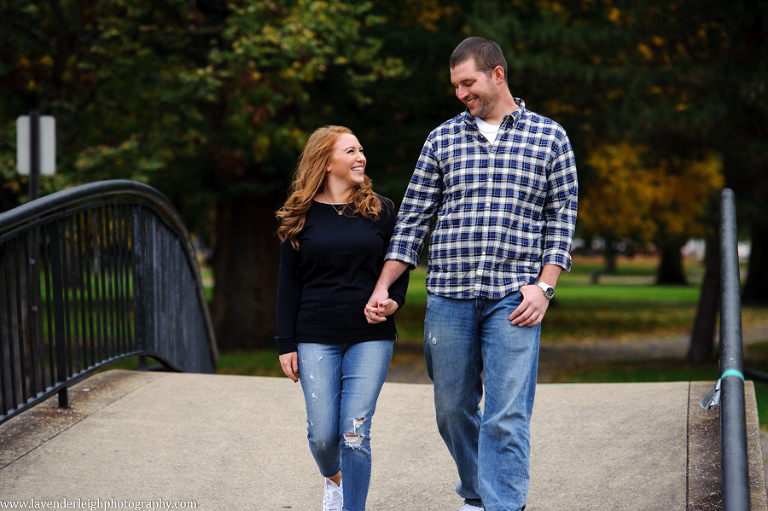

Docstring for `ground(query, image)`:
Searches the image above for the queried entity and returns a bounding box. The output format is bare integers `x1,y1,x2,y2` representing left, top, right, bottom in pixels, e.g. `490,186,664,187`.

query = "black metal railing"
718,188,750,510
0,180,217,425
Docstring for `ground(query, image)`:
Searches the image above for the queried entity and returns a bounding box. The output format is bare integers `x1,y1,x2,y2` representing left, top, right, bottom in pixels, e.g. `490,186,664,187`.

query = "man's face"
450,58,501,121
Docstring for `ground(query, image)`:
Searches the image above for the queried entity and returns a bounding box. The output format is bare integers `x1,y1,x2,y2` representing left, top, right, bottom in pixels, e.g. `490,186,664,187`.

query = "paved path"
1,370,767,510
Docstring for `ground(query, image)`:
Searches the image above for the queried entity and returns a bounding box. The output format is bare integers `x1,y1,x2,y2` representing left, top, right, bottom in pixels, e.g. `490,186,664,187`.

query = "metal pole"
49,225,69,409
719,188,749,511
29,111,40,201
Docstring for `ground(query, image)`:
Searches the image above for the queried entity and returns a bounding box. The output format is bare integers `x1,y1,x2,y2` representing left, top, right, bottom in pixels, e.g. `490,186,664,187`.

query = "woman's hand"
364,298,399,323
279,352,299,383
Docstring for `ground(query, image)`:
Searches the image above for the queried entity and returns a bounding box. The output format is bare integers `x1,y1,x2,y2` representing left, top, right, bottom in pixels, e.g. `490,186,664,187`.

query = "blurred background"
0,0,766,399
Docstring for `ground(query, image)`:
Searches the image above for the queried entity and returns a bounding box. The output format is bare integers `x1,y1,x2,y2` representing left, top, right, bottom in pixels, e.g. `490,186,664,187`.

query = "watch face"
537,281,554,299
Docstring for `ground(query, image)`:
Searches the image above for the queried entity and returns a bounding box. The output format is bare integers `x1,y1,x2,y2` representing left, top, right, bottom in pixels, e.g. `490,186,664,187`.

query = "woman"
275,125,409,511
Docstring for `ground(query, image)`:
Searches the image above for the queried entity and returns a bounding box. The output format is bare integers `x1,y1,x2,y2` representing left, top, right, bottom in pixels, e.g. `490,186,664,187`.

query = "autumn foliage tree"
0,0,406,350
580,143,722,279
579,143,658,274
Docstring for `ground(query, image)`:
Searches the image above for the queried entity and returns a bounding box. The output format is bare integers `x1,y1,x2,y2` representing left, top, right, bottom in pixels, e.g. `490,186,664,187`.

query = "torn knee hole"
343,433,364,448
344,417,367,448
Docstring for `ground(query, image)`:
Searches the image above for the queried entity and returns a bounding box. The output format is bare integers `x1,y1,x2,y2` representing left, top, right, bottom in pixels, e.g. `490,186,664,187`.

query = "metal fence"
0,180,217,425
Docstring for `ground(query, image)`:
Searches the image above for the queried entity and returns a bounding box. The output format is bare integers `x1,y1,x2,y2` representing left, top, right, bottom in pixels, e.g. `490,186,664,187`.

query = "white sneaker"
460,505,484,511
322,478,343,511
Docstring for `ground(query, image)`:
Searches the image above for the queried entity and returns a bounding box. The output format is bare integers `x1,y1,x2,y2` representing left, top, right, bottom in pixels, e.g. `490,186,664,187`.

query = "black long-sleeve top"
276,197,409,355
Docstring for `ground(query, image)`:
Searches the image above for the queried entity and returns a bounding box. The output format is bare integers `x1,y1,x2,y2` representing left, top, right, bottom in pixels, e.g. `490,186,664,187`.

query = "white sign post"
17,113,56,200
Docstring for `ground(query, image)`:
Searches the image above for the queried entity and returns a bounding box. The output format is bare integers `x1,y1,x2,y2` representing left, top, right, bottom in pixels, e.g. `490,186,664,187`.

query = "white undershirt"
475,117,500,143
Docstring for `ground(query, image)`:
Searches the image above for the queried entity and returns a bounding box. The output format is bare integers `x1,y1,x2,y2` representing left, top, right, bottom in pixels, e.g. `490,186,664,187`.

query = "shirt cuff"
276,336,297,355
385,251,419,269
542,250,573,272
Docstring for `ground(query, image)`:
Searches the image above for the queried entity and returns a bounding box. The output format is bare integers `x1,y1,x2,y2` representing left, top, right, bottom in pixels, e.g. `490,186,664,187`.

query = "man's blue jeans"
297,341,393,511
424,292,540,511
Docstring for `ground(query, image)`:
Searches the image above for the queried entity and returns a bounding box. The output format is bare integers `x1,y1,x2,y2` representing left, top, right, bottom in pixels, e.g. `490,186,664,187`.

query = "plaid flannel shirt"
386,99,578,299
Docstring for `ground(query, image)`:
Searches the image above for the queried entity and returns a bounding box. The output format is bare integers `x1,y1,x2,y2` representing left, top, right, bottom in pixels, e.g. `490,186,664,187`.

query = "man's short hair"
450,37,508,81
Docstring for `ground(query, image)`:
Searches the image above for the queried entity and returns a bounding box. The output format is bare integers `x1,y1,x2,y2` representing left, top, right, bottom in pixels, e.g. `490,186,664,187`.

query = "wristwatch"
535,280,555,300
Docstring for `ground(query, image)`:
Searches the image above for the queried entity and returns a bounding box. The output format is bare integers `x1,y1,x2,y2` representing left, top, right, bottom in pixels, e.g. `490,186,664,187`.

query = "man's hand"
509,285,550,327
364,297,399,323
279,352,299,382
364,287,391,324
365,260,409,324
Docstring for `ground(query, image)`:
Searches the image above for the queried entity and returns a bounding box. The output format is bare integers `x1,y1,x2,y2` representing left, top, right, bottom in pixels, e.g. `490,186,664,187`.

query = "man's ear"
493,66,506,85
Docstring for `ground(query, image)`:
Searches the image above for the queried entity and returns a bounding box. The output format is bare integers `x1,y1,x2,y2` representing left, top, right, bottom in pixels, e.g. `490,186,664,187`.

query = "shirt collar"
461,97,526,129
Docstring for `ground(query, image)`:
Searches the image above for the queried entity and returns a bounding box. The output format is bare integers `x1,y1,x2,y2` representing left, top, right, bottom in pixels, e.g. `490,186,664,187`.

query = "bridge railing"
0,180,217,425
717,188,750,511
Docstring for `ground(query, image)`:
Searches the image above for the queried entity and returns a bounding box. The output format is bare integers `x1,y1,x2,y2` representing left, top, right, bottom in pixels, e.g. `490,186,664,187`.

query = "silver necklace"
323,192,346,216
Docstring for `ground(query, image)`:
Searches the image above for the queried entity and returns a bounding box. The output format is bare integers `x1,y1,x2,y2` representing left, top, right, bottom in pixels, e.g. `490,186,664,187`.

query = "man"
365,37,578,511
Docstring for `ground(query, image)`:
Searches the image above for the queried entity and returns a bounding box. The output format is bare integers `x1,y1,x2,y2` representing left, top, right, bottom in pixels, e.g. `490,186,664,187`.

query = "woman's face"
326,133,366,190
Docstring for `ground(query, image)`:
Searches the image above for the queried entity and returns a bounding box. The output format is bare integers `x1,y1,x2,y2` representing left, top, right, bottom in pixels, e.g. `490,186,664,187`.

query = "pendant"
337,210,343,216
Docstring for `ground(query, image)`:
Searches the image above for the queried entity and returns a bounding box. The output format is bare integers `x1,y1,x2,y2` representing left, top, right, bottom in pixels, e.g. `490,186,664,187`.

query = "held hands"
364,287,398,324
509,284,551,327
279,352,299,383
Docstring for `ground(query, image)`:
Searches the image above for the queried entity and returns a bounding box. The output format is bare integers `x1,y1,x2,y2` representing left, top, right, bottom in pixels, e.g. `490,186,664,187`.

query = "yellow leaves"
607,7,621,24
395,0,458,31
541,1,564,14
253,133,272,162
581,142,657,240
581,143,723,242
652,155,723,238
3,180,20,192
637,43,653,62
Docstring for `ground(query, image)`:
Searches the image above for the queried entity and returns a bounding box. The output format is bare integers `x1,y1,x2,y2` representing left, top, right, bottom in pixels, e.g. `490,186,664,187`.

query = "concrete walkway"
1,370,767,511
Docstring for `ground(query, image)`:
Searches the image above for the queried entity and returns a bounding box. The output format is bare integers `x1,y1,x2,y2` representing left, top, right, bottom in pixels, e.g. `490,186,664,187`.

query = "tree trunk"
742,219,768,305
211,193,282,351
603,236,617,275
687,235,720,364
656,240,687,285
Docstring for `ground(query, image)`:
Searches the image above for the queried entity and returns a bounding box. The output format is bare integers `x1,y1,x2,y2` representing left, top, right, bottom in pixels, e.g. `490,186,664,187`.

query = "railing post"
719,188,749,511
132,205,147,370
48,224,69,409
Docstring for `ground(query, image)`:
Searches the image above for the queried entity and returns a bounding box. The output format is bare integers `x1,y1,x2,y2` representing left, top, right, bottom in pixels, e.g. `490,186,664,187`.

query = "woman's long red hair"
276,126,383,250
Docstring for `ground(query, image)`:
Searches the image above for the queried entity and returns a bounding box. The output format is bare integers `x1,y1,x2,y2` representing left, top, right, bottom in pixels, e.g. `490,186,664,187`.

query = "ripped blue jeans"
298,340,393,511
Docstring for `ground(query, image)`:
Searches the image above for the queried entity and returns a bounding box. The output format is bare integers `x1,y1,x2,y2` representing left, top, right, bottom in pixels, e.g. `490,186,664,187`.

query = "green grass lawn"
395,257,707,348
115,254,768,423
